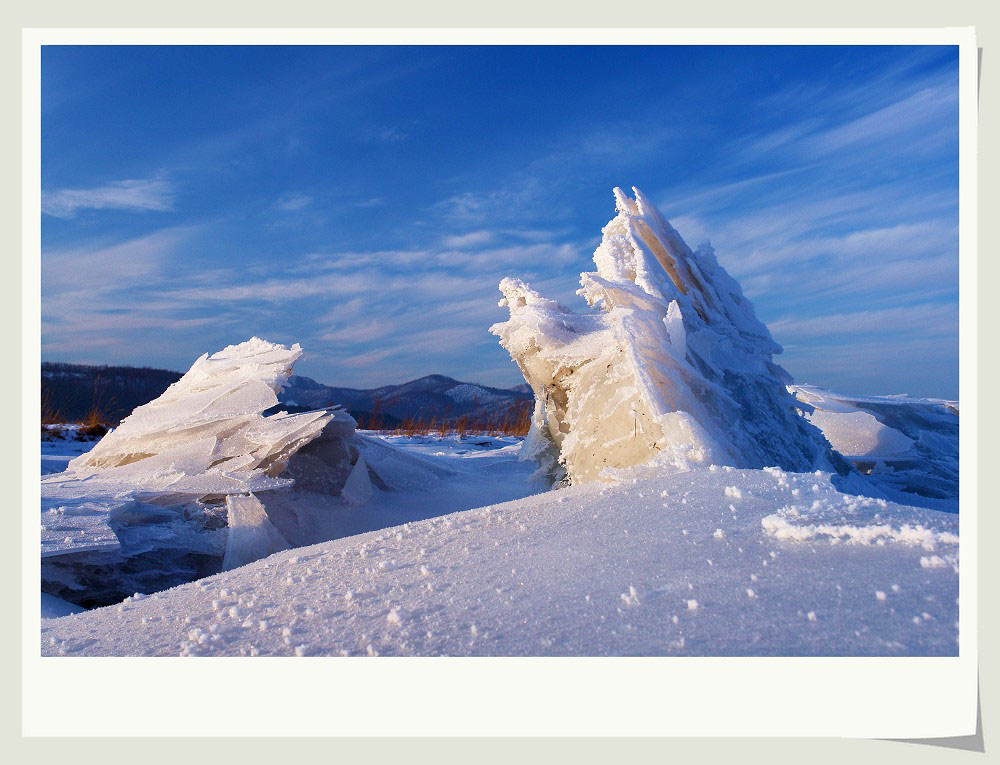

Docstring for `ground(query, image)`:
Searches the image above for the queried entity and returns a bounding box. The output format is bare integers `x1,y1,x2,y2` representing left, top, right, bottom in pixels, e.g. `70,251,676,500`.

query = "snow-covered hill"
41,459,958,656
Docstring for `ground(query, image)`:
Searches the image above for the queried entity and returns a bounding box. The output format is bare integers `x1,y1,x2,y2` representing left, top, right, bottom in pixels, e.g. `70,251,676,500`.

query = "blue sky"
41,45,959,398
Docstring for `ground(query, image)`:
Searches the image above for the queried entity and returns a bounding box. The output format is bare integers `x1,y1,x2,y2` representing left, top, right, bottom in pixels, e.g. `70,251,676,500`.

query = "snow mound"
491,186,846,484
761,494,959,554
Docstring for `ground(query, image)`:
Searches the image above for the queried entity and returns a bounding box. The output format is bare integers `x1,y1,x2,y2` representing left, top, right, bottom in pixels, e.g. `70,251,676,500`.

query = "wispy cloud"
275,193,312,211
433,181,543,225
441,230,494,248
40,226,227,364
42,227,187,293
768,302,958,342
42,174,175,218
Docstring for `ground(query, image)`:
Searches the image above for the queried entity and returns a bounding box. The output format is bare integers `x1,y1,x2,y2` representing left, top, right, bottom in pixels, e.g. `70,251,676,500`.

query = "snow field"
41,463,958,657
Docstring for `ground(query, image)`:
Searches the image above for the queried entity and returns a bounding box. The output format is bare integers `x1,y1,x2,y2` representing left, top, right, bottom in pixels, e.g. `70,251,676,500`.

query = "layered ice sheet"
66,337,334,495
491,187,847,485
40,338,451,607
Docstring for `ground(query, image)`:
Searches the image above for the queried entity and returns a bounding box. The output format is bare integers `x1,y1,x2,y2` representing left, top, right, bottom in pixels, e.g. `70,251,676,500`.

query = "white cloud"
42,228,186,293
768,302,958,342
275,193,312,211
441,230,494,248
805,85,957,156
319,318,392,344
42,175,174,218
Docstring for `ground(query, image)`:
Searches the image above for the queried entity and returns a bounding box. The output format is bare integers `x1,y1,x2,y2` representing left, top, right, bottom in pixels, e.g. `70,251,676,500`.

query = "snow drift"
491,186,848,485
40,463,959,656
40,338,449,607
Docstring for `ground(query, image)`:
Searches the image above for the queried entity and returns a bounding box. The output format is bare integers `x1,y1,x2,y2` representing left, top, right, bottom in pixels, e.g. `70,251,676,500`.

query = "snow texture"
40,461,958,656
491,187,847,485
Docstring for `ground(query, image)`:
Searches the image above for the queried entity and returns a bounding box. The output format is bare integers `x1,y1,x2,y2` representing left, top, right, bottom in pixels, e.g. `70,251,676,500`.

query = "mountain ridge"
41,362,532,426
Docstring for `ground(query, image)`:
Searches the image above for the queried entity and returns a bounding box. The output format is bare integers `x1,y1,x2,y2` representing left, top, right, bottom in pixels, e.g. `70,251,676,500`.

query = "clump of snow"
920,554,959,572
621,585,641,606
761,494,959,554
491,187,846,485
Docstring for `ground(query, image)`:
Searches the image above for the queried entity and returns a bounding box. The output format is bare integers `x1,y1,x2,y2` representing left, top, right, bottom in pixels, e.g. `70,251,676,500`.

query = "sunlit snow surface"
41,438,958,656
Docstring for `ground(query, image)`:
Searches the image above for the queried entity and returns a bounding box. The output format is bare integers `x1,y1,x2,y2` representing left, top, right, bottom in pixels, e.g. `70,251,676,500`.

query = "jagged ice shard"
491,186,850,485
66,338,336,494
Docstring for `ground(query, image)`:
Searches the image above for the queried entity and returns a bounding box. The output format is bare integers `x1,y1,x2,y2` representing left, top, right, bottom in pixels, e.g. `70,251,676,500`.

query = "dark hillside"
42,362,182,424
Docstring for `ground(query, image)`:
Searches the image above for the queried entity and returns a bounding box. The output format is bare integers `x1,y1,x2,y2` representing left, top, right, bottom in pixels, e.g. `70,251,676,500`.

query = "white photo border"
21,26,978,738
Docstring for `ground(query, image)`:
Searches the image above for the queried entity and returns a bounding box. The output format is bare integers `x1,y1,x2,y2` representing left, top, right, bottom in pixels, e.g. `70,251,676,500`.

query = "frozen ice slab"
40,338,457,607
491,186,846,485
792,385,958,511
67,338,336,491
806,409,915,460
40,499,123,558
222,494,290,571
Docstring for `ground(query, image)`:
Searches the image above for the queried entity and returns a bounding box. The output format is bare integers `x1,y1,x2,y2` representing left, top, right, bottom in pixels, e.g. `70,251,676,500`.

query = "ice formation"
491,186,849,485
65,338,335,495
40,338,449,606
792,385,959,511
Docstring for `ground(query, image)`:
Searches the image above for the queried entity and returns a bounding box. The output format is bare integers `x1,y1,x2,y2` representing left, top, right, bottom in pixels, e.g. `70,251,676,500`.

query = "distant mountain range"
41,362,533,427
277,374,532,428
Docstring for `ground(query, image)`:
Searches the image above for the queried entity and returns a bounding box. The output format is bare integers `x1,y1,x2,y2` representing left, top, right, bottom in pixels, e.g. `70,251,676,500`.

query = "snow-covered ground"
38,405,960,657
40,443,958,656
